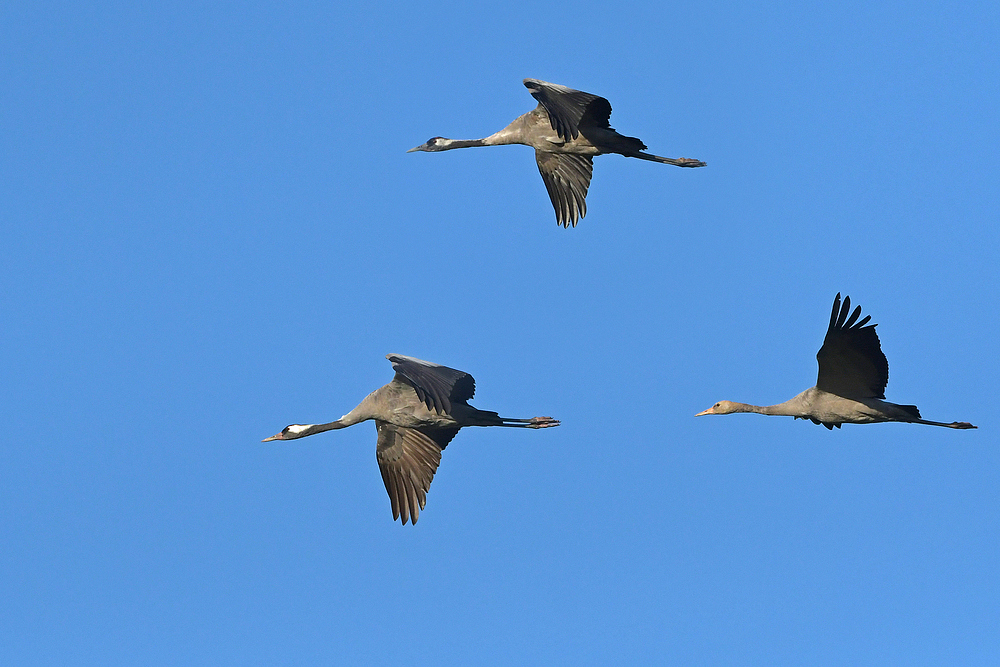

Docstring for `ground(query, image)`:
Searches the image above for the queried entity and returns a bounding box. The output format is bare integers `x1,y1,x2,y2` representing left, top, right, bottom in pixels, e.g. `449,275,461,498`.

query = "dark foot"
677,157,707,167
528,416,560,428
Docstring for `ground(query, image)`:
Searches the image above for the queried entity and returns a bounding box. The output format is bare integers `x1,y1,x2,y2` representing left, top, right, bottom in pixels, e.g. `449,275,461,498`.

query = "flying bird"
696,294,977,430
263,354,560,524
408,78,706,228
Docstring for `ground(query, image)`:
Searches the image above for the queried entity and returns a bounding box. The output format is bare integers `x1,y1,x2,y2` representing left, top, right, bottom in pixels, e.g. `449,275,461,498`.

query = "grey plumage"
408,78,706,228
696,294,977,430
263,354,560,524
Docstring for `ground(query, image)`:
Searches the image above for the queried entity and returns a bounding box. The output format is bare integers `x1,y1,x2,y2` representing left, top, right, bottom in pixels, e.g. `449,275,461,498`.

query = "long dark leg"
913,419,977,429
477,416,560,429
629,152,706,167
498,416,560,428
465,407,559,428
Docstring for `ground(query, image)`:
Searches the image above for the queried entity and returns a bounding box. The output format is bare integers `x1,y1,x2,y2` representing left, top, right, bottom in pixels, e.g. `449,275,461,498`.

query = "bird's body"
408,78,706,227
263,354,559,524
696,294,976,430
339,379,517,431
709,388,924,426
475,106,612,157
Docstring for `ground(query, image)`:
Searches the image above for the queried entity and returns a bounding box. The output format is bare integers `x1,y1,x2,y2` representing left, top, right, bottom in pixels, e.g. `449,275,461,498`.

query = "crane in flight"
696,294,977,430
264,354,560,524
408,78,706,228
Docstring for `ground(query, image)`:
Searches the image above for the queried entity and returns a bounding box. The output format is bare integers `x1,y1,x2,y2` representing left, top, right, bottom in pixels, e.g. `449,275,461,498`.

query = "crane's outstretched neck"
437,138,489,149
407,137,488,152
757,400,808,417
297,421,350,436
263,398,376,442
695,400,800,417
262,420,349,441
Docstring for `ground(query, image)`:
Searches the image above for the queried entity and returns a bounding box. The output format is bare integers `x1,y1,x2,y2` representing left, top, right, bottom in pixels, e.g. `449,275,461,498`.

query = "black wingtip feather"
844,304,863,328
830,293,842,331
829,294,879,333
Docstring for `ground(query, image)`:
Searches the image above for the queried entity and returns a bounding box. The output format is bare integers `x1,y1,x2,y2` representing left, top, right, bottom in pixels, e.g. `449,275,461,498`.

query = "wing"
375,421,459,525
535,151,594,228
386,353,476,415
815,293,889,399
524,78,613,141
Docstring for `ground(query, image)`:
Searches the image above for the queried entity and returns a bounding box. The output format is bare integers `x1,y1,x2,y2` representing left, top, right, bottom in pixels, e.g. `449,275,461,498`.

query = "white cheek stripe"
287,424,311,434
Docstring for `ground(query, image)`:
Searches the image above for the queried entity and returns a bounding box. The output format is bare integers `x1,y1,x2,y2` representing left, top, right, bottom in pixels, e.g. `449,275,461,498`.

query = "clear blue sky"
2,1,998,664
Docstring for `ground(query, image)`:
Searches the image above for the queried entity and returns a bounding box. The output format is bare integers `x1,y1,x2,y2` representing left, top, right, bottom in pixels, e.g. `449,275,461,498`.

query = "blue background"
2,2,997,664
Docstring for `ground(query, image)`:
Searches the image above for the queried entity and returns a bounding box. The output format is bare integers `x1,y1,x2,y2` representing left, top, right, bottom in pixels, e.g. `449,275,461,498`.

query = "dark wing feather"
535,151,593,228
816,294,889,399
386,353,475,415
524,79,612,141
375,421,458,525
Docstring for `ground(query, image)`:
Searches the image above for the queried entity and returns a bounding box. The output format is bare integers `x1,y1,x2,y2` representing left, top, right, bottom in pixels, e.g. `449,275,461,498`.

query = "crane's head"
407,137,449,152
262,424,313,442
695,401,740,416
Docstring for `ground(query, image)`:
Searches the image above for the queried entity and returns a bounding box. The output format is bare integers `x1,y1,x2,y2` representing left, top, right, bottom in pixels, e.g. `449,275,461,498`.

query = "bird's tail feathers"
468,409,504,426
616,134,648,154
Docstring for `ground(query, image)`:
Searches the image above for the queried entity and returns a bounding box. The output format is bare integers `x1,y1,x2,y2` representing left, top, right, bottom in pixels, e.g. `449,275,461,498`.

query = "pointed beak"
262,433,284,442
406,145,422,153
694,408,714,417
